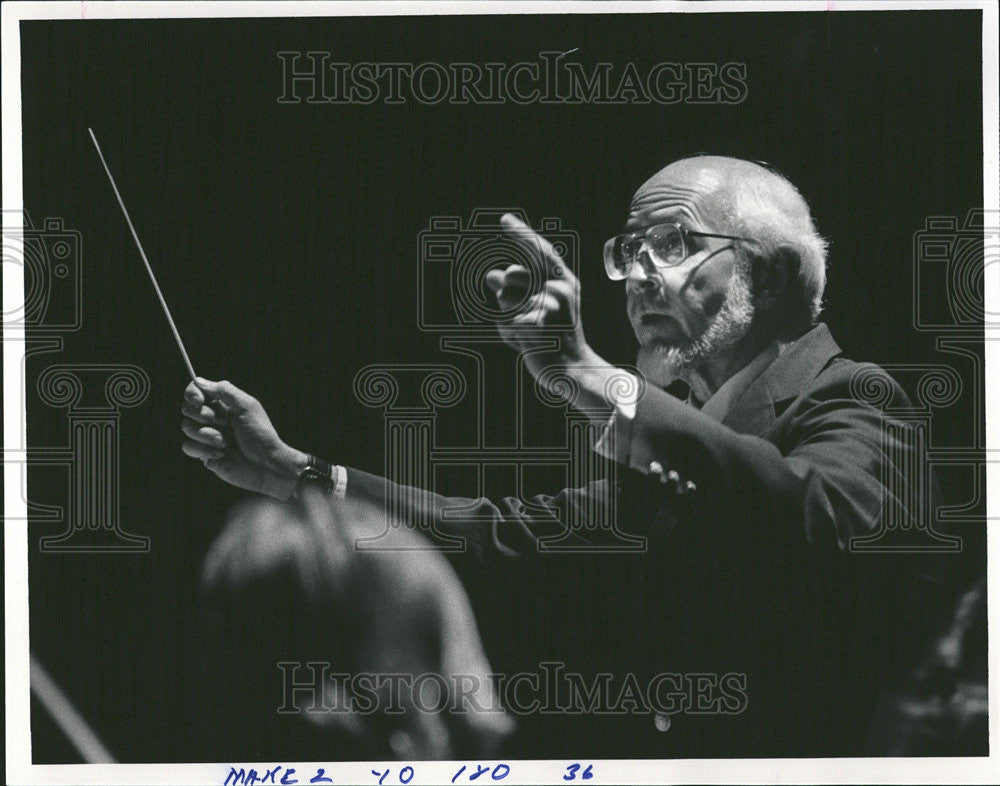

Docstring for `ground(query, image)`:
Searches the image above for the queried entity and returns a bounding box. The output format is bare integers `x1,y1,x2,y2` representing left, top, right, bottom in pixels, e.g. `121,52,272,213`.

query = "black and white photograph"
3,1,998,783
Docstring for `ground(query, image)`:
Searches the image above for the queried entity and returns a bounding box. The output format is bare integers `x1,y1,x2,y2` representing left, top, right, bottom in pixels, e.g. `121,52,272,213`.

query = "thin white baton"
88,127,199,383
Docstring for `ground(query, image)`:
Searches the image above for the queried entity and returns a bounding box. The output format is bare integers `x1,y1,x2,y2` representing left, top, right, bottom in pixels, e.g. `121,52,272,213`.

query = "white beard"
636,265,755,389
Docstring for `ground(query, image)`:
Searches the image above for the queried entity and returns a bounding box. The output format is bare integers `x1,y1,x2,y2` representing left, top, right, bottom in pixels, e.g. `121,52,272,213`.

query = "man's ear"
751,245,801,309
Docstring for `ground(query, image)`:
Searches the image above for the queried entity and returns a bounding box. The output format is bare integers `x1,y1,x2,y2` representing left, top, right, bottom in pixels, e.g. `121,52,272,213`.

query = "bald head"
631,156,744,220
629,156,828,325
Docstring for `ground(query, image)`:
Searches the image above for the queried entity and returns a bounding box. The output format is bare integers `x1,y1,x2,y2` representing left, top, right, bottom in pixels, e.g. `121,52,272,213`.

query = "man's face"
623,161,754,384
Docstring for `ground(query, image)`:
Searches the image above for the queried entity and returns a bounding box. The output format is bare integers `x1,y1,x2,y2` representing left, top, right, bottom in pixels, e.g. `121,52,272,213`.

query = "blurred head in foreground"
198,490,513,760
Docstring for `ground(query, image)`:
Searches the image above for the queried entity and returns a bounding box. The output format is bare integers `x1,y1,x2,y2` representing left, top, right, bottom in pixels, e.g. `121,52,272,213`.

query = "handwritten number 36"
563,763,594,781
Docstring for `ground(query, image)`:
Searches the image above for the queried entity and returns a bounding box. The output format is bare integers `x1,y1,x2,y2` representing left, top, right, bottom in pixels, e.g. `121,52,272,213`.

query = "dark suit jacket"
345,323,939,758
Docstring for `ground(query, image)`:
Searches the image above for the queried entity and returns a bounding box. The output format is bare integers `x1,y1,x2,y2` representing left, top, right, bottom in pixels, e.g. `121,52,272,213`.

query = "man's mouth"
640,313,678,327
638,312,685,342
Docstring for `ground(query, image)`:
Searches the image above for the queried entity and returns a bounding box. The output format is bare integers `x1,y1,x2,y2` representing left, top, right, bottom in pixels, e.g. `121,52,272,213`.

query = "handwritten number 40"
372,764,413,786
371,767,414,785
564,763,594,781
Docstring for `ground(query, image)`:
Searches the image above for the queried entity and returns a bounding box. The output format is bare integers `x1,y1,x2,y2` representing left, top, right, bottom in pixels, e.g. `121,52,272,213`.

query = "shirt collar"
687,338,791,423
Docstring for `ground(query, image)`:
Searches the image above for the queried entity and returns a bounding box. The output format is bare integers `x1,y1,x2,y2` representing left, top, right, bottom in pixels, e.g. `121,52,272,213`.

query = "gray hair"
703,159,829,325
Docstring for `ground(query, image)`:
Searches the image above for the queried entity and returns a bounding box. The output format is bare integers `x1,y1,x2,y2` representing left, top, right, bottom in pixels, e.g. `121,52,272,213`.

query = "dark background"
20,10,984,762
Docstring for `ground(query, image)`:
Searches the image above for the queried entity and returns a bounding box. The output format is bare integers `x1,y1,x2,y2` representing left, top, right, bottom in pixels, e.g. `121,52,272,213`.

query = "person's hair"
701,158,829,326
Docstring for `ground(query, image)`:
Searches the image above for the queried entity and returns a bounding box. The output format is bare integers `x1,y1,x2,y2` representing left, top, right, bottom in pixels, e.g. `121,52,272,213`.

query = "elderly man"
182,156,933,757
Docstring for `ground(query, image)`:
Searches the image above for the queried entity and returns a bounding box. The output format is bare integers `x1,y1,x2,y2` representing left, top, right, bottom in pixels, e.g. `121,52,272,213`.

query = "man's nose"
627,251,689,298
626,249,654,288
626,249,672,293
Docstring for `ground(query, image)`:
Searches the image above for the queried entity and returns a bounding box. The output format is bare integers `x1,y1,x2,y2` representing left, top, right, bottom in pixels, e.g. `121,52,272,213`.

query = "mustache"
629,293,681,318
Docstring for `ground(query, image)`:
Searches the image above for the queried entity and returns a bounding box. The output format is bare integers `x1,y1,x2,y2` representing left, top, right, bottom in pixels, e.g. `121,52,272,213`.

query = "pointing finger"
500,213,568,281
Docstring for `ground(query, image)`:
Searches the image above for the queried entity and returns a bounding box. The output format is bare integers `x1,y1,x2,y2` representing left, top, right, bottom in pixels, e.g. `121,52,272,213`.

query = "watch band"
294,454,336,499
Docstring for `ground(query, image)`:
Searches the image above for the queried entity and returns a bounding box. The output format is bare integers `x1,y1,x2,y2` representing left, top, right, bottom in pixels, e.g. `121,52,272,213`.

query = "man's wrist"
563,352,628,412
263,444,310,500
276,444,310,478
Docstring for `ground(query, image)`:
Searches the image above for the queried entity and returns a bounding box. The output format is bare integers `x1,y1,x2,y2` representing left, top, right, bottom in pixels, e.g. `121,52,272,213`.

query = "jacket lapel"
721,323,843,436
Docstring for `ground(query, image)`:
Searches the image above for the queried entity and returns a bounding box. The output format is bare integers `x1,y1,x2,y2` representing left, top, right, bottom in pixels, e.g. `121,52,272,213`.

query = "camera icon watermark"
352,208,642,553
417,208,578,335
4,211,153,553
3,210,82,333
849,209,1000,554
912,210,999,334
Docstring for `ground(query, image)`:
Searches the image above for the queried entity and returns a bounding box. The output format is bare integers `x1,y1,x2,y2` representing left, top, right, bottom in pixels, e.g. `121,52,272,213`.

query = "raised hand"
486,213,620,412
485,213,591,372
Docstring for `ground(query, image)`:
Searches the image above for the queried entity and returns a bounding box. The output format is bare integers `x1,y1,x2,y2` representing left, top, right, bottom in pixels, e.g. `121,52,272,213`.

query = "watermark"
912,211,998,333
3,211,152,552
277,661,748,719
417,209,579,334
2,210,82,333
34,364,152,552
847,211,999,553
278,52,748,105
351,208,647,553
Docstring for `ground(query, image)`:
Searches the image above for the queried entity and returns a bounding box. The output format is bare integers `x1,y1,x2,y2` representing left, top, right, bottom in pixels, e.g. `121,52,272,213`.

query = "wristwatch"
293,454,336,499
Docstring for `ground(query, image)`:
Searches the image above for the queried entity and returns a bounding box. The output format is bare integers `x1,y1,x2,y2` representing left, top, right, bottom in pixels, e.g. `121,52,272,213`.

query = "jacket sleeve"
625,361,916,550
345,362,917,559
344,467,621,566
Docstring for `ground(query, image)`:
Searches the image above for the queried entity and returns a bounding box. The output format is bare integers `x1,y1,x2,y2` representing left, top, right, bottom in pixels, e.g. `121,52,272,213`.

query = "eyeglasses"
603,222,754,281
